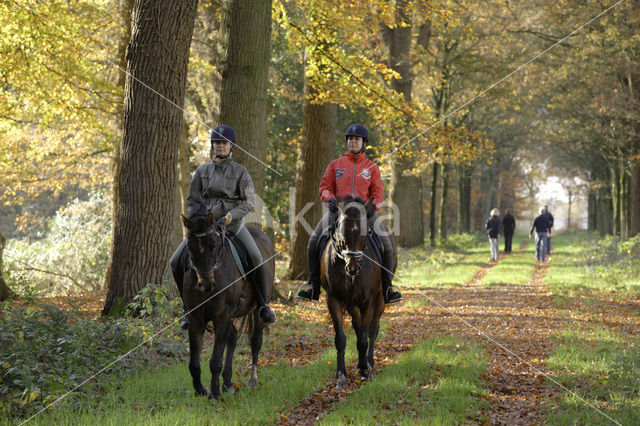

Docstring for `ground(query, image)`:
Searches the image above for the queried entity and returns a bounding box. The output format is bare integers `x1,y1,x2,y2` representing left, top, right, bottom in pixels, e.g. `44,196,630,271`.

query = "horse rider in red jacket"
296,123,402,304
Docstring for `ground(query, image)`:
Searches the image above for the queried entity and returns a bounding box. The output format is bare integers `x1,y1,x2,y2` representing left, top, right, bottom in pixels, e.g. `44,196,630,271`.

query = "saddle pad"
226,233,253,281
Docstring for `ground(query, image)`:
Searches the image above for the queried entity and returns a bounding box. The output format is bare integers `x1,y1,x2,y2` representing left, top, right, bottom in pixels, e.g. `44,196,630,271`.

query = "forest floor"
32,236,640,425
277,242,561,425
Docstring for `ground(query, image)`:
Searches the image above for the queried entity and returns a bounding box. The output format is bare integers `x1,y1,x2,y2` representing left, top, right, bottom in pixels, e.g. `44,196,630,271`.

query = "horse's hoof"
336,372,347,388
248,378,258,390
223,383,236,395
208,392,220,400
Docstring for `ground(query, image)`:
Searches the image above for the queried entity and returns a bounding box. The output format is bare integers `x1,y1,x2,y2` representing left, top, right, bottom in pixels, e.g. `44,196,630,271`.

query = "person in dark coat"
501,210,516,253
530,206,551,262
486,208,501,262
544,205,554,254
169,124,277,329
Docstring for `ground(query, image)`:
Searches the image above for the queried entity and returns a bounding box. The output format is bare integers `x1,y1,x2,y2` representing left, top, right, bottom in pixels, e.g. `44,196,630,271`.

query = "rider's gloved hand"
217,212,232,227
328,198,338,213
367,203,376,218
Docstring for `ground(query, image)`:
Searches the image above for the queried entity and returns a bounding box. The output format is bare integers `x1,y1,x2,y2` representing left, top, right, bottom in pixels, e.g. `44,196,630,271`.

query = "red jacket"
319,151,384,209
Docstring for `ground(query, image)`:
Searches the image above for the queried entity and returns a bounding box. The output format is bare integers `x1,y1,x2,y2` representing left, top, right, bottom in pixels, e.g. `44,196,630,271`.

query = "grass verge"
319,336,489,425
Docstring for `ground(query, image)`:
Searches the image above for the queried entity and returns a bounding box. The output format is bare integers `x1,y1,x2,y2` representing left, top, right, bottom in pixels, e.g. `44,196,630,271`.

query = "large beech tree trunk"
383,0,423,247
102,0,198,316
217,0,272,199
104,0,134,291
286,80,336,279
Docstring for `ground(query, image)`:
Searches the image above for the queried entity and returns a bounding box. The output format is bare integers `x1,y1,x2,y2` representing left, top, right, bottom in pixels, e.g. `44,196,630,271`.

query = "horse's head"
333,196,373,278
181,201,224,292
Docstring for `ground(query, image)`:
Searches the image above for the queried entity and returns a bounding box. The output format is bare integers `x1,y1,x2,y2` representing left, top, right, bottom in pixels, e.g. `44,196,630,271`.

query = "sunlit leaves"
0,0,118,208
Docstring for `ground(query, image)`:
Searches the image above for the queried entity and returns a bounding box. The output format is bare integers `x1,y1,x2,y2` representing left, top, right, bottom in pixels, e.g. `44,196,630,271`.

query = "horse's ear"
207,212,215,227
181,214,190,228
364,197,374,212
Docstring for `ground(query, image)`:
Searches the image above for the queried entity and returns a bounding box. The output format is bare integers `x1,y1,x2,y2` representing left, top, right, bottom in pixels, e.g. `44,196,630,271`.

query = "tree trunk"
384,0,423,248
567,189,573,230
102,0,198,316
627,46,640,237
630,126,640,237
597,184,613,237
588,188,597,231
104,0,134,292
0,231,10,301
612,164,621,236
286,79,336,280
429,161,439,246
439,162,450,240
620,165,629,238
456,164,471,233
217,0,272,199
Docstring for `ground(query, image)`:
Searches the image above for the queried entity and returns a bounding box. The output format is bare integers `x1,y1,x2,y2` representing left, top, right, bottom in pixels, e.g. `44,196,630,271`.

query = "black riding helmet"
211,124,236,157
345,123,368,153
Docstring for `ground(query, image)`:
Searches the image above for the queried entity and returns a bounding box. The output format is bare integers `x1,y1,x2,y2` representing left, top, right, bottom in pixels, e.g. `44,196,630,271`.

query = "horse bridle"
331,217,366,277
191,226,226,285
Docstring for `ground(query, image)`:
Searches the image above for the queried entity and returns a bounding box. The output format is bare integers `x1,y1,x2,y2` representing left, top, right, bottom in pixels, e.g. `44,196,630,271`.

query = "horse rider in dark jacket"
296,123,402,304
170,124,276,329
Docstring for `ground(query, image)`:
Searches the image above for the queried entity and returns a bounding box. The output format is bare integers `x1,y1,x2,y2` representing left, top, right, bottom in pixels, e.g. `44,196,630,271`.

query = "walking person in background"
486,208,501,262
530,206,551,262
501,210,516,254
544,205,554,254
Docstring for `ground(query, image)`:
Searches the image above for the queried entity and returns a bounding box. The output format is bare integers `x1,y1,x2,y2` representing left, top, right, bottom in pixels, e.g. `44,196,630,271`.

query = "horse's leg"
367,303,384,380
221,324,237,394
328,296,347,388
248,311,264,390
209,321,229,400
350,310,368,377
188,323,208,396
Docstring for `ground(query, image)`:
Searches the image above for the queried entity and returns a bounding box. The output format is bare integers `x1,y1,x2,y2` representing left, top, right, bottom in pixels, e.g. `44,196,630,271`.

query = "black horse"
180,201,275,400
321,196,393,387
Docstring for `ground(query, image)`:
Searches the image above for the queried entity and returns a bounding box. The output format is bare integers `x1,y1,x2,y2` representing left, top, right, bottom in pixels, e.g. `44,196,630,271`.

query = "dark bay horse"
321,196,392,387
181,202,275,400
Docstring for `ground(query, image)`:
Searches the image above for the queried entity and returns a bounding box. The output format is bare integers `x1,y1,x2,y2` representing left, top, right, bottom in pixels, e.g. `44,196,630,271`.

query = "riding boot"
296,244,321,301
381,246,402,304
253,265,276,324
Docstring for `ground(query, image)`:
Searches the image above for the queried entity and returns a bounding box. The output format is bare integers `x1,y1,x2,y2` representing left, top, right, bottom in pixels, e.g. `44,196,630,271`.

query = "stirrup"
259,305,277,324
384,286,403,304
296,282,319,301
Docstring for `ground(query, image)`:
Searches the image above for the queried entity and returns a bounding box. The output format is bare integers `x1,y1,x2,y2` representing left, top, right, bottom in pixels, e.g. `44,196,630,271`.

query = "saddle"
318,226,383,264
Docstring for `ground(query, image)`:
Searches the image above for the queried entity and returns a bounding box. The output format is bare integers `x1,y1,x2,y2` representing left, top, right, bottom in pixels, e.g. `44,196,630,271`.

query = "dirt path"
279,244,567,425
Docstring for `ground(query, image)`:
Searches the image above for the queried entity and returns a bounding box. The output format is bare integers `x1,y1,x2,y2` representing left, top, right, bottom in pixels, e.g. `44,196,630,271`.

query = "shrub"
0,302,184,419
441,232,485,252
4,192,111,295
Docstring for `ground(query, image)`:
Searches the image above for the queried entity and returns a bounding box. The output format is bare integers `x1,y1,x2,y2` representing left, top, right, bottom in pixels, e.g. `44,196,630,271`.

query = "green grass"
481,234,536,286
24,340,359,426
545,329,640,425
319,336,489,425
396,245,488,289
543,232,640,425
